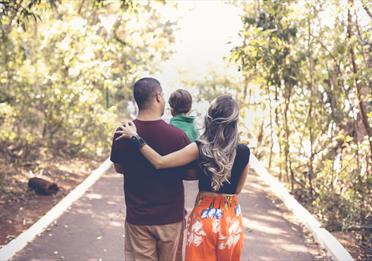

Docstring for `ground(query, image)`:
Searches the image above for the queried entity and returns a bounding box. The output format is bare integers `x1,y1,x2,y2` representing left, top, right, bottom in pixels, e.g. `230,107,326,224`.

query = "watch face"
130,136,137,141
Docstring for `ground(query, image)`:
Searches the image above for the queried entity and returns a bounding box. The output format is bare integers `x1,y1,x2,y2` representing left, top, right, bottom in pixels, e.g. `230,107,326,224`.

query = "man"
110,78,193,261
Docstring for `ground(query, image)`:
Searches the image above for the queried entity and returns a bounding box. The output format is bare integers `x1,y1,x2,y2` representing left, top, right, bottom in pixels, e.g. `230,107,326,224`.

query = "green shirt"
170,115,199,142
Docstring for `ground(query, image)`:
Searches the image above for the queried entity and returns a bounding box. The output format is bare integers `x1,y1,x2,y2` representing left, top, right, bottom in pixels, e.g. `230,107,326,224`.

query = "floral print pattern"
235,204,241,217
221,217,242,249
186,194,243,261
201,208,223,219
187,219,206,247
187,196,242,249
212,218,221,234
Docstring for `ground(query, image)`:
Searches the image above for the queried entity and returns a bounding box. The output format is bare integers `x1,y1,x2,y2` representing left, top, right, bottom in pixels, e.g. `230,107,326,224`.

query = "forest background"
0,0,371,259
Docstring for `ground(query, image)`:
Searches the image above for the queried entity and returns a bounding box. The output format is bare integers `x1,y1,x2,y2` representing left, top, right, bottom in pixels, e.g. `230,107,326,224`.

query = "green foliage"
231,0,371,253
0,1,176,158
0,0,59,30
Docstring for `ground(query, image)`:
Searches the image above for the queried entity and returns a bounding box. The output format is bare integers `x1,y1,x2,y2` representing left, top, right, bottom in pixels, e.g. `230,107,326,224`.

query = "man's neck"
137,110,161,121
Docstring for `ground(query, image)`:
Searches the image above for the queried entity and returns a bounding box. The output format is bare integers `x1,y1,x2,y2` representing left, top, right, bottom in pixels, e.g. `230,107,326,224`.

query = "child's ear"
170,108,175,116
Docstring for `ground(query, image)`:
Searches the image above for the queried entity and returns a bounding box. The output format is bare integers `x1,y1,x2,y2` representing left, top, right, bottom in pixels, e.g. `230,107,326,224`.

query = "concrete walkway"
12,168,324,261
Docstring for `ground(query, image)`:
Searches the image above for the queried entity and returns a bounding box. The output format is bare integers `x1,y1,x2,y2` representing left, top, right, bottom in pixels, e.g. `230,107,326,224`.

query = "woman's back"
197,143,250,194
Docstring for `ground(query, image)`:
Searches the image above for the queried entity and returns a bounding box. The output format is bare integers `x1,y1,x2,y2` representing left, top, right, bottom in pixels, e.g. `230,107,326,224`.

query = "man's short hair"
168,89,192,115
133,77,162,110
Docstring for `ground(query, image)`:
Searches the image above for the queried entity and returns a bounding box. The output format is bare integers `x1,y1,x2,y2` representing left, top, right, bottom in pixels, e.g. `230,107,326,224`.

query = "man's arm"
111,126,131,175
114,163,125,175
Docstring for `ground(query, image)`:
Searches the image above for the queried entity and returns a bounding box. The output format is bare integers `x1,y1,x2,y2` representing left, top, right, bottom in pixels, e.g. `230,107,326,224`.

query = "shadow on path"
13,168,320,260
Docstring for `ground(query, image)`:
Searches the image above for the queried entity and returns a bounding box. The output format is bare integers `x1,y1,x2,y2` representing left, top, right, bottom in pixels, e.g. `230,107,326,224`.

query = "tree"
230,0,371,256
0,0,176,155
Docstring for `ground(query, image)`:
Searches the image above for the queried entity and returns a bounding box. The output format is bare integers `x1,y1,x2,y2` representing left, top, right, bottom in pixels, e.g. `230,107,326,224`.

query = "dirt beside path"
0,157,102,247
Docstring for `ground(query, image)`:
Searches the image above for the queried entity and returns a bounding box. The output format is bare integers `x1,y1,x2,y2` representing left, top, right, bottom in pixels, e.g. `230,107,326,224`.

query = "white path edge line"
0,157,112,261
249,154,354,261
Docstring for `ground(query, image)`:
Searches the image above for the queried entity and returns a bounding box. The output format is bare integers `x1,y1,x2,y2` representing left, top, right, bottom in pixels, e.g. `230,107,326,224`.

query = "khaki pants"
125,221,184,261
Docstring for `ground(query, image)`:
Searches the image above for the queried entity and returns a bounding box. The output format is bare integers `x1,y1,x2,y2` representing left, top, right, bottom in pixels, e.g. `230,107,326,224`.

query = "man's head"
168,89,192,116
133,77,165,115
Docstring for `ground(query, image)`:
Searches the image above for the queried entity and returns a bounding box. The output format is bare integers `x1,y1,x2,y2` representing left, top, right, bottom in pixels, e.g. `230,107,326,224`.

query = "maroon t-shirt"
110,119,190,225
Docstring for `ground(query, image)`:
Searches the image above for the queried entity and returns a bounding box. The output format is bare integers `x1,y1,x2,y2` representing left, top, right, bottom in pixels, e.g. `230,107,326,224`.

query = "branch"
113,16,126,46
361,1,372,19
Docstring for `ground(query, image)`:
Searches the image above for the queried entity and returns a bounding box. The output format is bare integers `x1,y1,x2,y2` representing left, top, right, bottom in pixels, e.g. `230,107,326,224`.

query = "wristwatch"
130,134,146,149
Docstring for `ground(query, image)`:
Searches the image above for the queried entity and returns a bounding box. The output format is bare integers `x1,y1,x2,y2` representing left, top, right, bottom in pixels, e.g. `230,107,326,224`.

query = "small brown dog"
28,177,59,195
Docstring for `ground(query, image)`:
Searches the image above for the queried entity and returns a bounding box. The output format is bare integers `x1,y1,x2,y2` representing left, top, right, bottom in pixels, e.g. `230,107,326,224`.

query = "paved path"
11,168,321,261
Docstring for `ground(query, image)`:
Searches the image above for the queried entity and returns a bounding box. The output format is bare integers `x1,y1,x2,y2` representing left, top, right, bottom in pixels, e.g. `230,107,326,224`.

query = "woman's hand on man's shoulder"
115,121,138,141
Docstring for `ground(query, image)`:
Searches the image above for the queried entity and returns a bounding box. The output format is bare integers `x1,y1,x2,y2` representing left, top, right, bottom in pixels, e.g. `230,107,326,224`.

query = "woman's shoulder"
236,144,251,162
237,143,250,152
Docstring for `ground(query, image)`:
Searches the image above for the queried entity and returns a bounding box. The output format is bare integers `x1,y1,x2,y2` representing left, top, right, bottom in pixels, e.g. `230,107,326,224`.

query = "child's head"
168,89,192,116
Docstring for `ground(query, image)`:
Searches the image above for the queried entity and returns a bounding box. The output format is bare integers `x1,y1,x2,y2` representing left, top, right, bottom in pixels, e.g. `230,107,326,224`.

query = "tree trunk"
347,0,372,161
267,83,274,169
307,16,314,202
274,85,283,181
284,91,292,191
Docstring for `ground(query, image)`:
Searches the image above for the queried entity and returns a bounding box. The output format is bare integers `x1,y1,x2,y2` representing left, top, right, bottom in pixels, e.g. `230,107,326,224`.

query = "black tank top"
196,142,250,194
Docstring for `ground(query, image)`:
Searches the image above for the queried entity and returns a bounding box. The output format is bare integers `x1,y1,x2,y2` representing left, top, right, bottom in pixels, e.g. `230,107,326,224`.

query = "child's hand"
115,121,137,140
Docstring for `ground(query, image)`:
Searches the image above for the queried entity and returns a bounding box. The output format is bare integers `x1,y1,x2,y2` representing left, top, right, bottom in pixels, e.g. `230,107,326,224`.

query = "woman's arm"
115,122,199,169
235,163,250,194
140,142,199,169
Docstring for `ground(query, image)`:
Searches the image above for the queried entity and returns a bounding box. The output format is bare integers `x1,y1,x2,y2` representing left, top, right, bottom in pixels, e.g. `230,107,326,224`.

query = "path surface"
11,168,322,261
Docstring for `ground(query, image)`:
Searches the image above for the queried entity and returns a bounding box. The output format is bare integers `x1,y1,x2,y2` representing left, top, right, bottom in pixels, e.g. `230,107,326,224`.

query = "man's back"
110,119,190,225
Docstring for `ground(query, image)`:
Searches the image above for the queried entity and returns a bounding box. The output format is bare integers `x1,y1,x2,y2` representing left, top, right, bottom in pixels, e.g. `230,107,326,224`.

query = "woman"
116,95,250,261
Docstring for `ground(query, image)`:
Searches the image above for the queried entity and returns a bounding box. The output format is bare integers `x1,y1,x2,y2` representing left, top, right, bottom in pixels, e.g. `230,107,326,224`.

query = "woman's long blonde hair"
197,95,240,191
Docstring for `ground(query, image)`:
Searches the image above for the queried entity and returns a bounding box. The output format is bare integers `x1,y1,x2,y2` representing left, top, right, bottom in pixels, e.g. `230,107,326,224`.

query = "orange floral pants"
185,193,244,261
